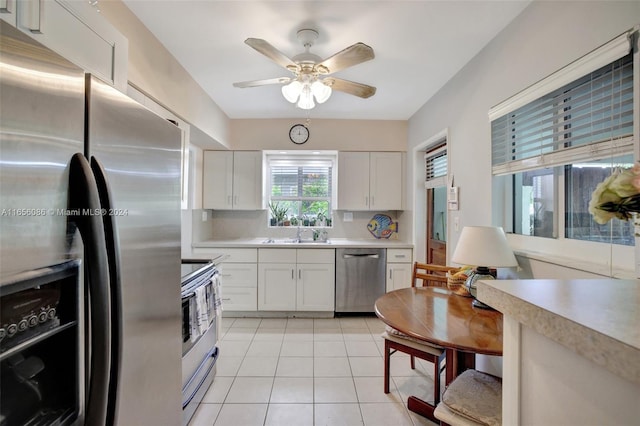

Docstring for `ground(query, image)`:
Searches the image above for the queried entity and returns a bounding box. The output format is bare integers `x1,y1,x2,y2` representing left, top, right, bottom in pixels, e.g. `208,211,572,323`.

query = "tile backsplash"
191,209,406,242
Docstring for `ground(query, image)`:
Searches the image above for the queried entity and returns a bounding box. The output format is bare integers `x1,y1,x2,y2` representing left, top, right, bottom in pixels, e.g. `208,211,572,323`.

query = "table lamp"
451,226,518,308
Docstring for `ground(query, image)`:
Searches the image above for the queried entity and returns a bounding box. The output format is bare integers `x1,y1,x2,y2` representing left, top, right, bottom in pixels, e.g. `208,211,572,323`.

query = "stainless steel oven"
180,260,220,425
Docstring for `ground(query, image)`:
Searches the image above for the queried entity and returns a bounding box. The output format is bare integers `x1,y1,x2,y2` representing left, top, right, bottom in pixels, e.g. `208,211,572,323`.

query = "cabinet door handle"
365,196,369,207
371,196,375,206
234,195,238,205
23,0,43,33
389,270,393,280
298,269,301,280
292,269,295,280
0,0,14,14
227,195,232,206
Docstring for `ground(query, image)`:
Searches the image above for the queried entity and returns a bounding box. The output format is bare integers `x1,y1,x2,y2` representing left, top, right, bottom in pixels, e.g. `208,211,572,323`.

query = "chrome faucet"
295,226,309,242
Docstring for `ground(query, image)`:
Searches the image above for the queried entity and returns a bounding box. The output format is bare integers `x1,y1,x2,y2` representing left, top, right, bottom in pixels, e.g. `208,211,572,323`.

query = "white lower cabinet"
214,248,258,311
386,248,413,291
258,248,335,312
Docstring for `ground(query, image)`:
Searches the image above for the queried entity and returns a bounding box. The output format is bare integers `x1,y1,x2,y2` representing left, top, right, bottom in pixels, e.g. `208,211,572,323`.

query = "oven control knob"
47,308,56,319
28,315,39,327
0,328,5,341
38,311,49,323
17,319,28,332
7,324,17,337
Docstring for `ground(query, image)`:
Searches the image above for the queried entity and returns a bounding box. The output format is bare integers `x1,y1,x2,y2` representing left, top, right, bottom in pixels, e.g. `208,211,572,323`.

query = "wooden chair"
381,262,460,405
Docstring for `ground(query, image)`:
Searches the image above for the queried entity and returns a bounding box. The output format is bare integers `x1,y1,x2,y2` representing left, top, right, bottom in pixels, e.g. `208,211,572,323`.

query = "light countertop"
192,238,414,249
477,278,640,384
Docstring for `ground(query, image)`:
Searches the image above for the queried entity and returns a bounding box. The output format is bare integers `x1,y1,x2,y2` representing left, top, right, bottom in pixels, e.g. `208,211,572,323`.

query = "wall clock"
289,124,310,144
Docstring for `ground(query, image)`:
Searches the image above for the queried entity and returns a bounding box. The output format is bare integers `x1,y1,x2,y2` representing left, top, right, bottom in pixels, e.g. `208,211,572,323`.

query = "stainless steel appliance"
0,22,182,426
335,248,387,313
180,260,220,425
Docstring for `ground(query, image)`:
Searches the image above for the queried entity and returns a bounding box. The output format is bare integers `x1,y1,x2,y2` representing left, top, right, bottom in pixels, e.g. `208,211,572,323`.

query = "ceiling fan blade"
245,38,299,72
323,77,376,99
233,77,292,88
316,42,374,75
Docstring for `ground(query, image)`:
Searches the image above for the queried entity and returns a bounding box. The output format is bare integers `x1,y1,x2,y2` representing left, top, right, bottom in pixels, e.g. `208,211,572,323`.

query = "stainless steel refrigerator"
0,21,182,425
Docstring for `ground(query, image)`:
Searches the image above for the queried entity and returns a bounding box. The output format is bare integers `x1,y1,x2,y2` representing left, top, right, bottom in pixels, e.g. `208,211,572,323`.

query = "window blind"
491,52,634,176
488,30,632,120
269,159,333,199
425,145,447,188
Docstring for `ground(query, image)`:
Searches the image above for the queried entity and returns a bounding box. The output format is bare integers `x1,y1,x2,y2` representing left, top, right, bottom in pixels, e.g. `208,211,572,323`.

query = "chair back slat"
412,262,460,288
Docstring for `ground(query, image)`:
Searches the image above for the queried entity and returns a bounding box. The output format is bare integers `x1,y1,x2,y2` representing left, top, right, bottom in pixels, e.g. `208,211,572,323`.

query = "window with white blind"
490,29,635,246
267,155,335,226
425,145,447,189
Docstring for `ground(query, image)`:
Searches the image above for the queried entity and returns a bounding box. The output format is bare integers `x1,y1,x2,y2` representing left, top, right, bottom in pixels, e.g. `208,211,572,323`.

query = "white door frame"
412,128,449,264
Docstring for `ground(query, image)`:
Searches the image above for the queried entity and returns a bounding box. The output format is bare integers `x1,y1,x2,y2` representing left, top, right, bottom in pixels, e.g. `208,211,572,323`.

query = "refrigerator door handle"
91,156,122,426
67,153,111,426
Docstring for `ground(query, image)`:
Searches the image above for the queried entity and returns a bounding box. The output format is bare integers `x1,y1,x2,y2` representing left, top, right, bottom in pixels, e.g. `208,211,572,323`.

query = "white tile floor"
189,316,439,426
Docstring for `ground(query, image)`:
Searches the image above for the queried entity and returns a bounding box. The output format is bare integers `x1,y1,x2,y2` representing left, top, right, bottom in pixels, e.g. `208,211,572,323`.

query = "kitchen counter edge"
192,239,414,249
477,278,640,385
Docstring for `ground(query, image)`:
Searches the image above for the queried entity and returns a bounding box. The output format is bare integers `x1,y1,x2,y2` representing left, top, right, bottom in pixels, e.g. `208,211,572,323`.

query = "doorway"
427,187,447,264
424,142,448,265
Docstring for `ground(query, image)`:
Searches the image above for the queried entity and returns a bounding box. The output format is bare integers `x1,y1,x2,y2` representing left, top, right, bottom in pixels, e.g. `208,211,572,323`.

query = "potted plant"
283,214,291,226
269,202,279,226
290,216,298,226
302,214,310,227
316,210,326,227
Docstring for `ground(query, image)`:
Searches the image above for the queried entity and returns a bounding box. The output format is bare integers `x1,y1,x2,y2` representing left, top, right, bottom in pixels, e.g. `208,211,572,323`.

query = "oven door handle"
182,346,218,409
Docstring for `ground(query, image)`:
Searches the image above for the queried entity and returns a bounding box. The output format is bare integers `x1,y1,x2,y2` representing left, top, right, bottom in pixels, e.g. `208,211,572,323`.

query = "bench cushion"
383,325,443,350
441,369,502,426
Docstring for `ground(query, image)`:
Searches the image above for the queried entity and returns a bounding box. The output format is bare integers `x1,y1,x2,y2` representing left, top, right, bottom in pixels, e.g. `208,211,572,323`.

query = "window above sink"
265,151,337,228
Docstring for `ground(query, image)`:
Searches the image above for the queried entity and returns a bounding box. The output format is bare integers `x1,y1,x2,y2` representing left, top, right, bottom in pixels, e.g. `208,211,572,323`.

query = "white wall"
407,1,640,273
230,119,407,151
99,0,229,149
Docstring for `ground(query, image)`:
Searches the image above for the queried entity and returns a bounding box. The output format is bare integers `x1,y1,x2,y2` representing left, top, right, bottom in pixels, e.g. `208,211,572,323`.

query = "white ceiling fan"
233,29,376,110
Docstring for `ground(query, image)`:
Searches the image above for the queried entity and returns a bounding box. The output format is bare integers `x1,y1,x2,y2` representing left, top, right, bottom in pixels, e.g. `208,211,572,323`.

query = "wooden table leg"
445,348,457,385
407,396,438,423
445,349,477,385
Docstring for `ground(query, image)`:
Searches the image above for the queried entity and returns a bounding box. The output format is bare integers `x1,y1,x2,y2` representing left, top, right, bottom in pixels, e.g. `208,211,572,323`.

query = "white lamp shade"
281,81,302,103
297,84,315,110
311,80,332,103
451,226,518,268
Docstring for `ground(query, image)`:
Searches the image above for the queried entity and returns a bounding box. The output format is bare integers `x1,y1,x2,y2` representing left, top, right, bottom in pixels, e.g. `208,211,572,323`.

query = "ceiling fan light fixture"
311,80,332,104
297,84,315,110
282,80,302,103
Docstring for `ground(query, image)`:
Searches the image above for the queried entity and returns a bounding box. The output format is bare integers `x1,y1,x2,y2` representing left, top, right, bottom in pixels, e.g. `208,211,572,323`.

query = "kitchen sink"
262,238,331,245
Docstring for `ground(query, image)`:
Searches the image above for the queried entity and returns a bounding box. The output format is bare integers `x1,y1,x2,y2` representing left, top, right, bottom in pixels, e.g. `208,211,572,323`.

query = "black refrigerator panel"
0,261,81,426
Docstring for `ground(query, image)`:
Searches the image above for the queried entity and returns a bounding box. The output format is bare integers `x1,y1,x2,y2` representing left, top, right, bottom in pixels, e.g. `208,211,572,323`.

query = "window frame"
489,29,638,276
265,152,337,226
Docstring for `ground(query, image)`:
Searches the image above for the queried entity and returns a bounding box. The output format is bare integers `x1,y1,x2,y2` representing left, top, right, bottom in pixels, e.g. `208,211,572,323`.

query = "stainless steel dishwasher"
335,248,387,313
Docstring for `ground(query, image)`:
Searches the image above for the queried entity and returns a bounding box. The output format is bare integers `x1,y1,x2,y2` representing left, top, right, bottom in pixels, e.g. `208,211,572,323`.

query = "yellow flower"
588,163,640,225
588,175,623,224
632,163,640,191
609,168,639,197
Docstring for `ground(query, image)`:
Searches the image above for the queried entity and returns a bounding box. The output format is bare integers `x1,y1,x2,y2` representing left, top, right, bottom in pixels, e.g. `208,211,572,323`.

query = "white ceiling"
122,1,531,120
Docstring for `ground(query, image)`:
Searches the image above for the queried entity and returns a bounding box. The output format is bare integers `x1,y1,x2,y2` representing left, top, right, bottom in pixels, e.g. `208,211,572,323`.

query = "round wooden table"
375,286,503,420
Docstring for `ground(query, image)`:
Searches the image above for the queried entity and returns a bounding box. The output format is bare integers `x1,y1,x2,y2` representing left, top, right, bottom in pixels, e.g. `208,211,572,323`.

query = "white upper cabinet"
202,151,263,210
14,0,128,92
338,152,403,210
0,0,17,26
